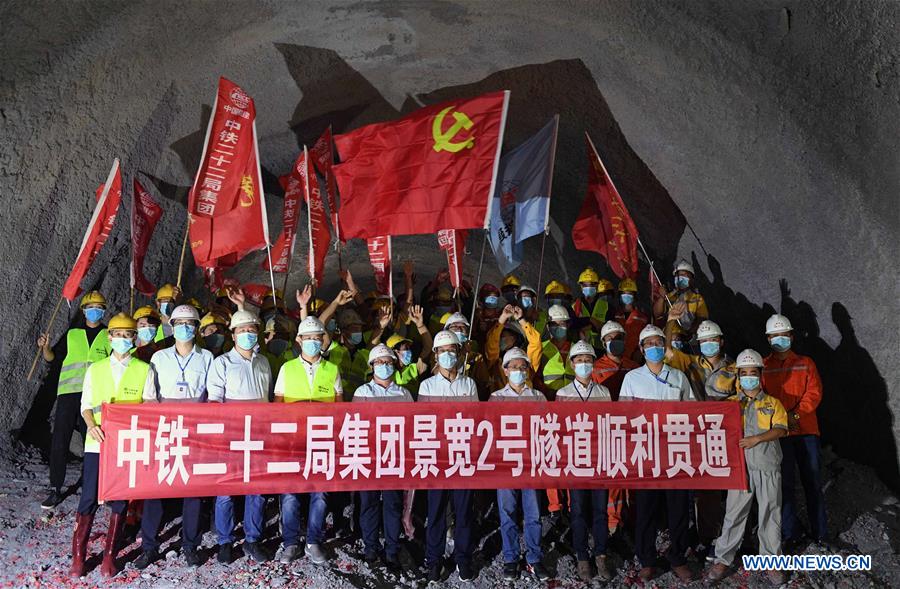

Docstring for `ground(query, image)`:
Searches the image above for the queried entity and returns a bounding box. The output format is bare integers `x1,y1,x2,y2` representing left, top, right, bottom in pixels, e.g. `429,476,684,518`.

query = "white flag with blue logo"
488,115,558,275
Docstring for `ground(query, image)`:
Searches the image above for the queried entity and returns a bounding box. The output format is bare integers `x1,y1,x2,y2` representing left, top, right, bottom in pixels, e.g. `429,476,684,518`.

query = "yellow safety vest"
85,356,148,453
281,358,339,403
327,343,371,396
395,362,420,396
58,328,111,396
541,340,574,392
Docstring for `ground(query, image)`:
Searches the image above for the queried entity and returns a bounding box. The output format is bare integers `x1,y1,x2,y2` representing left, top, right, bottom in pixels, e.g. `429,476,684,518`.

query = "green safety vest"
281,357,339,403
58,328,111,396
154,324,166,343
263,347,295,380
534,310,548,336
541,340,574,392
395,362,420,396
574,297,608,323
85,356,148,453
328,343,370,397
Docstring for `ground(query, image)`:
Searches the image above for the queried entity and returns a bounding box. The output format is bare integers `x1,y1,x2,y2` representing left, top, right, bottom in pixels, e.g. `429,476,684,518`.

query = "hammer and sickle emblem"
432,106,475,153
239,175,254,208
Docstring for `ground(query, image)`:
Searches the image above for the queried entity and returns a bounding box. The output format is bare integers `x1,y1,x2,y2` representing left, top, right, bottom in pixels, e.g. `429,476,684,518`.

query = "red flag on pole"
264,153,304,273
571,133,639,278
366,236,393,297
188,77,269,269
131,179,163,296
334,91,510,239
437,229,467,289
62,160,123,301
302,146,330,287
310,126,340,241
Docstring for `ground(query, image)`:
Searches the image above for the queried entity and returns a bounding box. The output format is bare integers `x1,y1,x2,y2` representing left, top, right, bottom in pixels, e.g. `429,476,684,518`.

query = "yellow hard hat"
544,280,571,296
502,274,521,288
156,283,176,301
598,279,615,293
439,311,454,325
200,313,227,329
578,267,600,284
108,312,137,331
618,278,638,293
386,334,412,349
185,297,206,315
132,305,160,321
79,290,107,308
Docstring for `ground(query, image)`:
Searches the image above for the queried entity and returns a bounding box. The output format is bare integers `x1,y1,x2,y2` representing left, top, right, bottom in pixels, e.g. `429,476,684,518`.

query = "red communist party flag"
309,126,340,241
334,91,510,239
188,77,269,269
131,179,163,296
302,146,330,287
366,235,392,297
571,133,639,278
437,229,467,289
62,160,123,301
264,152,305,273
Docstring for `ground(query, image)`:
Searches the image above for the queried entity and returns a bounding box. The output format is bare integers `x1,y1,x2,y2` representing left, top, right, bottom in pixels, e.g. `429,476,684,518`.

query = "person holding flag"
652,260,709,337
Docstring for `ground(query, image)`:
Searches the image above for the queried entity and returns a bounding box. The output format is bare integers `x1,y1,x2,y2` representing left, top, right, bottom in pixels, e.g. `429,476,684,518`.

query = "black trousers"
141,497,203,552
633,489,690,568
50,393,86,490
77,453,127,516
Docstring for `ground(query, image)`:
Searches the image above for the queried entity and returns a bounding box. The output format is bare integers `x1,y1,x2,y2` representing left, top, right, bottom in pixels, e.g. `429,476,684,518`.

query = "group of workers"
36,259,825,584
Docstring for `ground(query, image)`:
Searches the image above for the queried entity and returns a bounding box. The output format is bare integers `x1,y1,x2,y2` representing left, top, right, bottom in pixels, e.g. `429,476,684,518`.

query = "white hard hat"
297,316,326,336
229,310,259,330
517,284,537,296
443,312,470,329
765,314,793,335
169,304,201,324
368,343,396,365
696,320,724,340
569,340,596,359
735,348,764,368
548,304,570,322
432,330,460,350
600,320,625,339
673,259,695,275
502,347,530,367
638,324,665,343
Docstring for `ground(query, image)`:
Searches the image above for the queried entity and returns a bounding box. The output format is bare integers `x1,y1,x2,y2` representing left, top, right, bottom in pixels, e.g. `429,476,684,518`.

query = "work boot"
457,561,476,582
41,489,64,510
304,542,327,565
243,541,271,562
279,544,301,564
577,560,592,581
767,569,786,585
133,548,159,570
184,547,203,567
672,563,697,582
217,543,233,564
100,512,126,577
69,513,93,578
526,561,552,580
595,554,612,581
706,562,730,582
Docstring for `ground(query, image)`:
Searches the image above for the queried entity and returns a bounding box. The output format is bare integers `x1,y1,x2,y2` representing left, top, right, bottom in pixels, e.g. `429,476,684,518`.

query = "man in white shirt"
134,305,214,569
619,325,696,583
207,310,272,565
417,331,479,583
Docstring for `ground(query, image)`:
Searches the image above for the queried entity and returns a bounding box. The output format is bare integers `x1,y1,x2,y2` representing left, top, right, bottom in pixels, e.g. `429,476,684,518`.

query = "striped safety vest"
57,328,111,396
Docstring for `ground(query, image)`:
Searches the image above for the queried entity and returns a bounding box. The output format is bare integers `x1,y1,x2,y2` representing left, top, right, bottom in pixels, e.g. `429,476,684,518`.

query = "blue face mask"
484,295,500,308
268,339,289,356
700,341,720,358
675,276,691,290
547,297,564,308
770,335,791,352
620,293,634,306
159,301,174,317
326,319,337,332
374,363,395,380
236,332,258,351
110,337,133,355
137,326,156,343
84,308,104,323
574,362,593,379
672,340,687,351
204,333,225,349
740,375,760,391
453,330,468,344
398,350,413,365
301,339,322,357
174,324,196,342
509,370,527,385
348,331,363,345
582,286,597,298
644,346,665,363
520,296,534,309
551,325,567,340
438,351,458,370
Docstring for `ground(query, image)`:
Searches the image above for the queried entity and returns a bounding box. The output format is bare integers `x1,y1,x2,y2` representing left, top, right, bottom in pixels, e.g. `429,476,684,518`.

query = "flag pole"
27,296,65,381
176,216,190,289
637,237,672,309
462,230,487,375
536,232,548,302
130,287,135,315
536,115,559,301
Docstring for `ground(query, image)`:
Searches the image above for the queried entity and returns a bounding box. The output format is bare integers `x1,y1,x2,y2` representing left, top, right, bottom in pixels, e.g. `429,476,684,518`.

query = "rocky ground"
0,443,897,588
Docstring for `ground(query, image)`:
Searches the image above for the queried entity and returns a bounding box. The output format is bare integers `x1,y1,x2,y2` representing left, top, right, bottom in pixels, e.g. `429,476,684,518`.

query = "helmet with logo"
765,314,793,335
735,349,764,368
578,267,600,284
80,290,107,309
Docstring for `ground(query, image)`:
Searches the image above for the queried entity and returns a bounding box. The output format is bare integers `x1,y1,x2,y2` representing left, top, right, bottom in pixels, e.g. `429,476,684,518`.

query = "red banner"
437,229,467,289
334,91,509,239
572,133,639,278
264,152,304,273
241,283,271,308
188,77,268,269
302,146,330,287
310,126,339,241
366,235,392,296
62,160,123,301
131,179,163,296
98,401,747,501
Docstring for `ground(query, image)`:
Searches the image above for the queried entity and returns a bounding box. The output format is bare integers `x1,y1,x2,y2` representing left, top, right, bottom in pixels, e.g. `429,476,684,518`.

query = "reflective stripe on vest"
282,358,338,403
85,357,148,452
541,341,574,391
58,328,110,396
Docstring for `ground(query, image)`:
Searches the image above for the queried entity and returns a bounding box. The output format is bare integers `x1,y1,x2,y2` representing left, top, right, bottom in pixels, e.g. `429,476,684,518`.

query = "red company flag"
131,179,163,296
188,77,269,269
366,236,392,297
241,283,271,308
264,153,305,273
437,229,467,289
334,91,510,239
62,160,123,301
310,126,340,241
572,133,639,278
301,146,330,287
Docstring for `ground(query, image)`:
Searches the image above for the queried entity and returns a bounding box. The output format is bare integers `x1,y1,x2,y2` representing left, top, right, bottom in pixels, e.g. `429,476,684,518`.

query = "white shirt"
148,344,214,402
619,364,692,401
557,379,611,402
418,371,479,402
273,356,343,398
489,384,547,401
207,347,272,402
353,380,414,402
